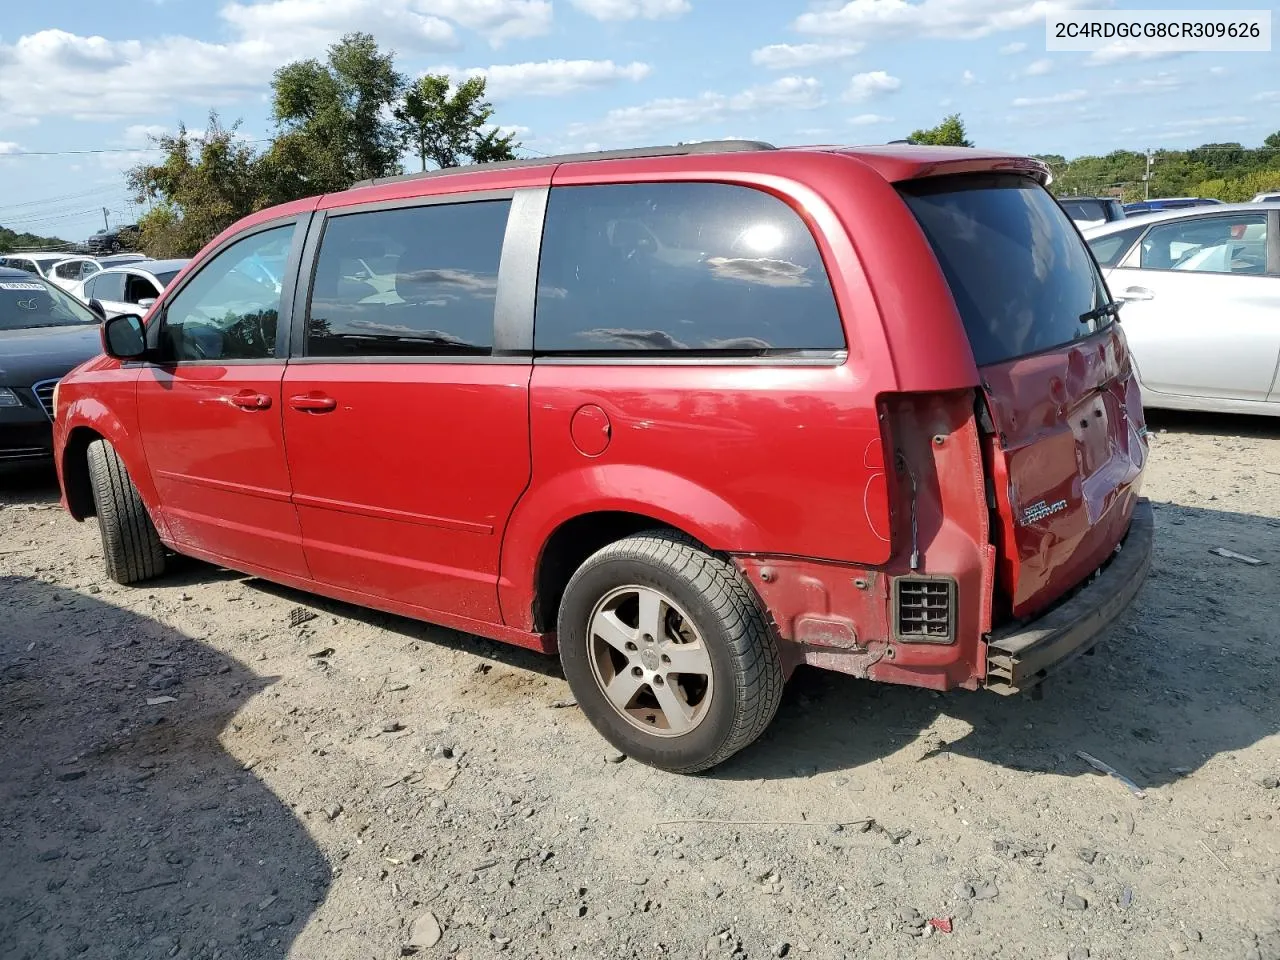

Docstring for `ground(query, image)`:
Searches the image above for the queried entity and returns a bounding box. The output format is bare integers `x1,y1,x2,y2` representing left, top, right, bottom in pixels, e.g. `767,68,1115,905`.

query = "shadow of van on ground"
721,498,1280,787
0,575,331,960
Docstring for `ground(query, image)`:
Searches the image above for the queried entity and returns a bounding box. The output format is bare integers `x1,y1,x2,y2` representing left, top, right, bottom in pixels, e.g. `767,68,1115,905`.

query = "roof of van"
351,140,1051,191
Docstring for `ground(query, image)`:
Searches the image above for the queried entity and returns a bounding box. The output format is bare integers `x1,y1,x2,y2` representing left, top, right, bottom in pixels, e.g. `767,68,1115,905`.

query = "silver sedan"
1082,203,1280,417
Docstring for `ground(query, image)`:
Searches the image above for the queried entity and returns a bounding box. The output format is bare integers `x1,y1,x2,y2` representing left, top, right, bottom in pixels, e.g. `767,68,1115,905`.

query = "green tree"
127,113,268,257
0,226,71,255
908,113,973,147
269,32,404,190
396,74,520,171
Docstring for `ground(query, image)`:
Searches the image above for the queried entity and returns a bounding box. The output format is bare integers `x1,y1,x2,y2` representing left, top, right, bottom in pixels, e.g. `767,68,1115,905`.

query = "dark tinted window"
153,270,181,287
901,175,1111,367
1060,199,1106,222
123,273,160,304
534,183,844,354
1087,226,1145,267
160,224,294,362
89,272,126,301
307,200,511,357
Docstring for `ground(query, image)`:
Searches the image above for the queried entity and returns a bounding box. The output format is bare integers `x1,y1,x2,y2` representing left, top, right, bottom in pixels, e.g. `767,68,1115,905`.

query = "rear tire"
86,439,166,585
557,531,784,773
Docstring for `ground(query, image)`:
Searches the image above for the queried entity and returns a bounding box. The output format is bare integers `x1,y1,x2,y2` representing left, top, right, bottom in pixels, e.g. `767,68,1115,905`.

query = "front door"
1108,211,1280,403
136,219,311,577
281,195,531,621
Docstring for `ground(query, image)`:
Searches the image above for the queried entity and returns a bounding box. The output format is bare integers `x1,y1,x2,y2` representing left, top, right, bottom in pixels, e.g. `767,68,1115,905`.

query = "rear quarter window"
534,182,845,355
901,175,1111,367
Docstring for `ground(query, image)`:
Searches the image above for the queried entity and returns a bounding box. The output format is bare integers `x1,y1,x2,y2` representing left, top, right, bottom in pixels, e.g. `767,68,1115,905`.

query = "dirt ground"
2,410,1279,960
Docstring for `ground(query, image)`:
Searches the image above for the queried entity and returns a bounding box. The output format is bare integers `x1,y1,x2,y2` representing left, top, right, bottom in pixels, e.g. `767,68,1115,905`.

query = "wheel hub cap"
586,585,714,738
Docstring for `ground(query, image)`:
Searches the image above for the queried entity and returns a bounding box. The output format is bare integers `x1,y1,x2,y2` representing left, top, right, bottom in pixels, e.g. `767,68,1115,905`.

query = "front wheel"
557,532,784,773
86,439,167,585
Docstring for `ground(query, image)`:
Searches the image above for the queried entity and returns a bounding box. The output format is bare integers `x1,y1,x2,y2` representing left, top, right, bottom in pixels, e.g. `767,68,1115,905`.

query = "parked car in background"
95,253,150,268
1251,191,1280,203
1083,203,1280,416
1059,195,1125,229
0,252,81,279
1123,197,1223,215
86,224,140,254
72,259,189,320
52,141,1152,772
0,267,103,465
45,256,102,292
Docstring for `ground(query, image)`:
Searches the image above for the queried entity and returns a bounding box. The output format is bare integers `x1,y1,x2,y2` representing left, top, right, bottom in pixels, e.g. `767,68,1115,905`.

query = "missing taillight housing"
892,576,956,644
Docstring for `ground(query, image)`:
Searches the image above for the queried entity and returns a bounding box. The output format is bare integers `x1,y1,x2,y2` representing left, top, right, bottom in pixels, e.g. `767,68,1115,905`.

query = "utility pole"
102,207,110,231
1144,149,1154,201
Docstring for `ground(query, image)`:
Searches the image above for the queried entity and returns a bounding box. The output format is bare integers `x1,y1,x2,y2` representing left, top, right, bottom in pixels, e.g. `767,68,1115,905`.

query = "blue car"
1123,197,1223,215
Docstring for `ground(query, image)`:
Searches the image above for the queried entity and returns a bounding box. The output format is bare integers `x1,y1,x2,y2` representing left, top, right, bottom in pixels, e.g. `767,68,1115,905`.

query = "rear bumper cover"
985,498,1153,695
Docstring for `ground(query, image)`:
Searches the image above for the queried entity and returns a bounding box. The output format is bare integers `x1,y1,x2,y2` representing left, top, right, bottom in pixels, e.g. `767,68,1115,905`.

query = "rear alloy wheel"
86,439,167,585
557,532,784,773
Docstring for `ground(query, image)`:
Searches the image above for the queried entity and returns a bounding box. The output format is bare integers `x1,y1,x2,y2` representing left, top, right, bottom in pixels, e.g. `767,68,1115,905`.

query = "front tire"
557,532,784,773
86,439,166,585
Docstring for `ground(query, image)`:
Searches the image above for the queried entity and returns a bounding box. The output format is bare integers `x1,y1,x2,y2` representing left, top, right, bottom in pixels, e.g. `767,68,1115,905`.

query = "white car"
1251,191,1280,203
45,256,104,292
1082,202,1280,417
71,259,189,320
0,252,80,280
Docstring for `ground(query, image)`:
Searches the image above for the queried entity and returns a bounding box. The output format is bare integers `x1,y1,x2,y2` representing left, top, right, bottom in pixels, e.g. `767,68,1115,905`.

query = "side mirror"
137,298,157,310
102,314,147,360
86,298,107,321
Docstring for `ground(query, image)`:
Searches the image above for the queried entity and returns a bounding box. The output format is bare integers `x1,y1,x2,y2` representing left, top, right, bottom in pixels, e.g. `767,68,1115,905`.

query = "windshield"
0,276,100,329
900,174,1112,367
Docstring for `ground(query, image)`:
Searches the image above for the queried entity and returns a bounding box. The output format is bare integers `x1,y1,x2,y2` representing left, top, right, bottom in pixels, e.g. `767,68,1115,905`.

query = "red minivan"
52,141,1152,773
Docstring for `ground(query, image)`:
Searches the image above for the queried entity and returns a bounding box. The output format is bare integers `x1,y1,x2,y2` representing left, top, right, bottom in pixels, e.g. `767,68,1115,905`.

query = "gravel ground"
2,410,1279,960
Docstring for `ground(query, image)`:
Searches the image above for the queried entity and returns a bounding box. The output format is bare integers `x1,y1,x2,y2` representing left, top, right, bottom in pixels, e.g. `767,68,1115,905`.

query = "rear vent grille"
893,577,956,644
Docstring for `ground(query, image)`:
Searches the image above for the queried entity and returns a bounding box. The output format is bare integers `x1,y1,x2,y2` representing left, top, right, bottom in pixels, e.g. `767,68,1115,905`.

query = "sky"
1,0,1277,244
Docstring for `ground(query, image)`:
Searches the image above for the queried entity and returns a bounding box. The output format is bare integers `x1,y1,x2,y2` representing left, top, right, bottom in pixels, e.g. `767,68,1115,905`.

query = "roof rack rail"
352,139,777,188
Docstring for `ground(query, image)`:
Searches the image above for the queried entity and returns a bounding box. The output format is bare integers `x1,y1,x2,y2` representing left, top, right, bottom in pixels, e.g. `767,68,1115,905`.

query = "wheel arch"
60,425,104,520
499,465,764,633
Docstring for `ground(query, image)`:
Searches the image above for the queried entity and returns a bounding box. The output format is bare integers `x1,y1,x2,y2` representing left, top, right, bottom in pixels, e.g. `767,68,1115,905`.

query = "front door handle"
229,391,272,410
289,394,337,413
1117,286,1154,301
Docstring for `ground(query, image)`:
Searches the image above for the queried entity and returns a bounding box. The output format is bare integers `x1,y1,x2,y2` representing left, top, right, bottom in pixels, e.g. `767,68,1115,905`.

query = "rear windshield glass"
900,175,1112,367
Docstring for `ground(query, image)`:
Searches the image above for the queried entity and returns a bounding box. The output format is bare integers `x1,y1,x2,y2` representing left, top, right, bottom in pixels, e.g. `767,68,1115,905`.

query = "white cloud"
795,0,1094,42
569,76,823,143
1011,88,1088,107
439,59,652,98
999,40,1028,54
123,124,169,145
1253,90,1280,102
1086,43,1182,66
751,41,864,70
221,0,456,56
844,70,901,102
961,69,977,85
849,113,893,125
1209,66,1228,75
570,0,690,21
426,0,553,44
0,0,560,123
1023,58,1052,76
1163,115,1250,130
1125,72,1182,94
0,142,21,155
